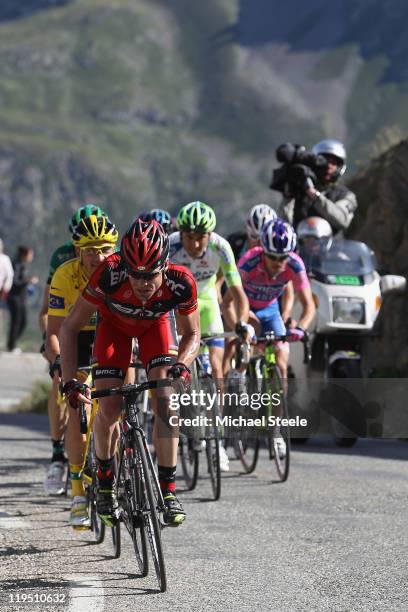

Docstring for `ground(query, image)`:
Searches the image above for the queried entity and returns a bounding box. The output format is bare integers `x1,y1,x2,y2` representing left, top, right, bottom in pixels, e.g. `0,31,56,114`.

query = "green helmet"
176,201,216,233
68,203,105,235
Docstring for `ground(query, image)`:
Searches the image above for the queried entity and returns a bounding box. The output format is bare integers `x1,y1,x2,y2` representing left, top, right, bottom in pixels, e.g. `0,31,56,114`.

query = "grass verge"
17,379,50,414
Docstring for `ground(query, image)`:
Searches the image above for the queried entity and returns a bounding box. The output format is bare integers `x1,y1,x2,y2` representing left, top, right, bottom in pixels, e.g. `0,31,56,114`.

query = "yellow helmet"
71,215,118,248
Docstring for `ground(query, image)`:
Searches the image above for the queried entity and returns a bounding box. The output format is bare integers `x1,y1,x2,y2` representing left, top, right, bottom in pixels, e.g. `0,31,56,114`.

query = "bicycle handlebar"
91,378,175,400
257,332,311,365
202,330,311,364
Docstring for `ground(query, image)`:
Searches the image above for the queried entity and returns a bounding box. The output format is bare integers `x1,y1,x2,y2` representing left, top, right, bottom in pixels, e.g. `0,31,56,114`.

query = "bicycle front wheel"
267,367,290,482
204,382,221,500
131,429,167,592
118,437,148,576
235,364,260,474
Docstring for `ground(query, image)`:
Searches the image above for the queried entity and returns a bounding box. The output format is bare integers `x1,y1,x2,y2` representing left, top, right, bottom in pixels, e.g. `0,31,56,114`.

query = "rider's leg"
139,316,185,523
47,378,68,460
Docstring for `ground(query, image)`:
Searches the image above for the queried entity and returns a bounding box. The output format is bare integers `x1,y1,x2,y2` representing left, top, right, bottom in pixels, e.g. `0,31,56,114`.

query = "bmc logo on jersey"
110,269,128,285
112,302,166,318
49,294,64,309
165,278,185,297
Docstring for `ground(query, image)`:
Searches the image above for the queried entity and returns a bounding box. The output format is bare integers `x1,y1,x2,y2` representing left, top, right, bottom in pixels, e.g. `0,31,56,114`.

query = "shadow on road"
291,436,408,461
0,411,48,435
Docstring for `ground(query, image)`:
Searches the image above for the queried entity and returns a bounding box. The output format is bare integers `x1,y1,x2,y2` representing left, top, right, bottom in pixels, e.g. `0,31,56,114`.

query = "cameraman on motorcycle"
277,139,357,235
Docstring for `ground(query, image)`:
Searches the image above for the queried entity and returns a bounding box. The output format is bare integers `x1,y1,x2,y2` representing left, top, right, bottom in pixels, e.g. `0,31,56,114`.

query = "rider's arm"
215,268,224,304
217,236,249,323
296,285,316,330
176,308,200,368
280,282,294,323
45,315,63,364
38,284,50,334
228,284,249,325
60,295,97,382
306,189,357,232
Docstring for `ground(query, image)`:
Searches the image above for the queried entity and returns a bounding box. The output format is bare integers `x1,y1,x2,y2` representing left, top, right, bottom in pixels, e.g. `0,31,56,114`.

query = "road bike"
179,335,223,501
91,378,176,593
231,332,310,481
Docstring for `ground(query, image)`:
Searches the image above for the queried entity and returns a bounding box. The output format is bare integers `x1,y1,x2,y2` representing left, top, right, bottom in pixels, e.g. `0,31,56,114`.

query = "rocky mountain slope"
1,0,408,280
348,141,408,373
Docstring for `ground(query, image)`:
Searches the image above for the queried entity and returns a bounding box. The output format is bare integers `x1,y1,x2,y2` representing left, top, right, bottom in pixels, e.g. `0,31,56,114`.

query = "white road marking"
65,574,104,612
0,510,31,529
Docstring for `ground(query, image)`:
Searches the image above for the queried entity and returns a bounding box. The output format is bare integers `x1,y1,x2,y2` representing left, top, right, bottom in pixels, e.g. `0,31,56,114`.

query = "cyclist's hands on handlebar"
167,362,191,390
63,379,92,409
49,354,62,380
285,325,307,343
235,321,256,343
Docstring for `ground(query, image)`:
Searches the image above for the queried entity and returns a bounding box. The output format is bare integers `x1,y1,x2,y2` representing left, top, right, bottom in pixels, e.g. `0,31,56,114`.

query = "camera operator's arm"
305,187,357,232
277,197,294,225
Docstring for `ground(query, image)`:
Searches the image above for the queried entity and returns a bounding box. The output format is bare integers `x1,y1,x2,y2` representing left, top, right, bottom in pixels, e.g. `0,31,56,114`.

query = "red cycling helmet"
121,219,169,272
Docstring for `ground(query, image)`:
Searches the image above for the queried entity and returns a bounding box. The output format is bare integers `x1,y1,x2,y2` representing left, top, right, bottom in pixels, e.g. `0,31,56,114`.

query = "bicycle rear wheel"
131,429,167,592
179,435,199,490
267,367,290,482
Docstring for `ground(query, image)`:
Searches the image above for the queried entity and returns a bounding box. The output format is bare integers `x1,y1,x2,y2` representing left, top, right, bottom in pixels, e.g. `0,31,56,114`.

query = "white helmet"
246,204,277,240
312,139,347,177
297,216,333,254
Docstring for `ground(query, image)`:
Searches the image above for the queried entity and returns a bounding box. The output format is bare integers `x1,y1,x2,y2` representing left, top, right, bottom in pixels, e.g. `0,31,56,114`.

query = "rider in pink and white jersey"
238,219,315,380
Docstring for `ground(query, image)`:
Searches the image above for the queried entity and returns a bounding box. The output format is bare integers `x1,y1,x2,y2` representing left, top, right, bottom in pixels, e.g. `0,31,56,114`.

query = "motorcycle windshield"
300,239,377,277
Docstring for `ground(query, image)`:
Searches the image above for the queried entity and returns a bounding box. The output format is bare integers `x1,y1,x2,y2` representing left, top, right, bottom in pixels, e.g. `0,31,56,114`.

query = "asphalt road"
1,411,407,611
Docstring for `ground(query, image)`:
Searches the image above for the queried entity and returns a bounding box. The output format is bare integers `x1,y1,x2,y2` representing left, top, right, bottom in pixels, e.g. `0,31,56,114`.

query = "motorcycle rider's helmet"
312,139,347,179
297,216,333,257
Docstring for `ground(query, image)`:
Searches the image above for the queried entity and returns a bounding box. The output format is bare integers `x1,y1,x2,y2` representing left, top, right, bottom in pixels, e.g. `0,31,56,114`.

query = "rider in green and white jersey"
169,202,250,470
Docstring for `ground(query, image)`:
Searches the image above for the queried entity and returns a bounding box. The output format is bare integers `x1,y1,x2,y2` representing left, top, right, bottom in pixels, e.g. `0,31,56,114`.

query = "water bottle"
198,351,212,375
241,342,250,365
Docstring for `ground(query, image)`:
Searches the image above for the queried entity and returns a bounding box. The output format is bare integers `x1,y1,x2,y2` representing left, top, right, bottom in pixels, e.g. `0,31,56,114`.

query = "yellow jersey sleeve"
48,264,71,317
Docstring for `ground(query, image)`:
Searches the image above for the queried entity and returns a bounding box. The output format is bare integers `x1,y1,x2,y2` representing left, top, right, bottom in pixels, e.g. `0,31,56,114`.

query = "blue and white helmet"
246,204,277,240
261,219,297,255
138,209,173,234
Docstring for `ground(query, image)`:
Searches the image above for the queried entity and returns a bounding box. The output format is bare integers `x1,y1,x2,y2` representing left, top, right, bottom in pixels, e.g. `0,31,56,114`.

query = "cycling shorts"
198,288,224,348
252,302,288,351
93,313,178,378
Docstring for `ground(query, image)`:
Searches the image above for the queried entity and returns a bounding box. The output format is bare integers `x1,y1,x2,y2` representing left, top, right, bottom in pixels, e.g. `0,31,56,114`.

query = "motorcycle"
291,237,406,446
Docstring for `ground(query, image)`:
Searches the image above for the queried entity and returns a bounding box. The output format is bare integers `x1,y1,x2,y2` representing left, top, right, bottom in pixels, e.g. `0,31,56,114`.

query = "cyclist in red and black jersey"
59,220,200,526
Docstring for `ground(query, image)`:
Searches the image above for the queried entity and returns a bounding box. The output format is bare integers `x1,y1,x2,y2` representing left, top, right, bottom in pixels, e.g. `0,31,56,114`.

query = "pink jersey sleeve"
286,252,310,291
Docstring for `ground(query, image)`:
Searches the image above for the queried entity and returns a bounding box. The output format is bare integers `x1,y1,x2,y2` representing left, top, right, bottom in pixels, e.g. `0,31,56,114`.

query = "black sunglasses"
265,253,289,262
126,268,162,280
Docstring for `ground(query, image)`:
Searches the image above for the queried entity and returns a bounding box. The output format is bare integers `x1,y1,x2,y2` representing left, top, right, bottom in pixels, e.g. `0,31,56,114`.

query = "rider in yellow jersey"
45,215,118,528
42,205,108,497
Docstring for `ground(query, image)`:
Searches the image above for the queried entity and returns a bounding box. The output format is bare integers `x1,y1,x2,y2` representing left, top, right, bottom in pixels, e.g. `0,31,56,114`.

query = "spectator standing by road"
0,238,14,348
0,238,13,303
7,245,38,352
